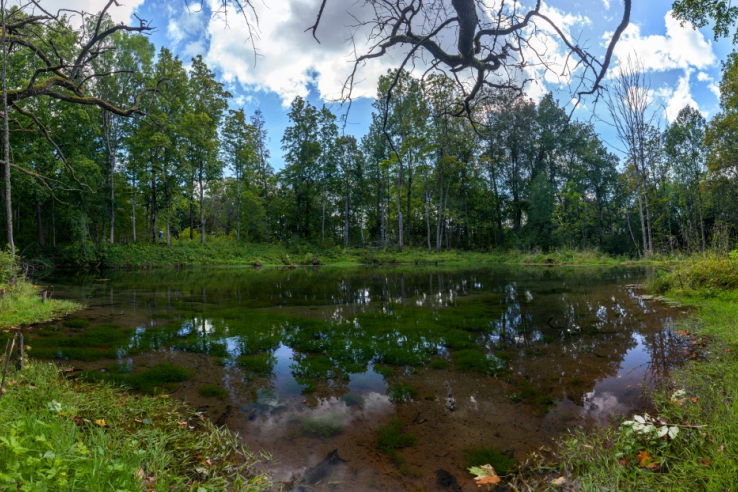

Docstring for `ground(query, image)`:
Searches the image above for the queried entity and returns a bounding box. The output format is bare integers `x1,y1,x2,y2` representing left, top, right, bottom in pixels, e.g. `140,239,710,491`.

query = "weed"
388,383,417,403
453,349,506,376
377,418,416,464
373,364,395,377
199,385,228,399
63,318,90,329
429,358,449,370
464,445,516,475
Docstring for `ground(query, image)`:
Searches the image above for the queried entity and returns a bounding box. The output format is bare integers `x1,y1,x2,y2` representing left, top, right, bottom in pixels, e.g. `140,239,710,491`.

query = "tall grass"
649,253,738,293
0,282,82,328
0,360,271,491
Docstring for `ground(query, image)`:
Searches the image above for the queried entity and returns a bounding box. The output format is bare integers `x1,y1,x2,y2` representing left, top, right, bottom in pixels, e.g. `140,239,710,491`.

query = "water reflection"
32,266,686,491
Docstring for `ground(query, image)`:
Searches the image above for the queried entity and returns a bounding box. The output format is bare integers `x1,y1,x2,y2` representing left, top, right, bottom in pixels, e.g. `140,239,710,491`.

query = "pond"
31,266,687,491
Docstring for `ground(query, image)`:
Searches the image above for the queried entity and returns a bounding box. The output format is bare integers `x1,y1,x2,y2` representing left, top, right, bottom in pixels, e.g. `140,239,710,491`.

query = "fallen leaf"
691,397,698,403
618,457,630,467
637,450,657,469
177,421,187,428
135,469,146,480
725,349,731,352
94,419,107,427
202,459,212,467
701,460,711,467
475,475,501,485
675,330,690,336
551,476,566,486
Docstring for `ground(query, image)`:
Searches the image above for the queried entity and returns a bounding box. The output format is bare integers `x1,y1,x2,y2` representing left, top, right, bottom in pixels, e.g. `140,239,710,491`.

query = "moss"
388,383,417,403
464,445,516,475
429,358,449,370
84,363,193,394
377,419,416,454
508,380,555,414
453,349,506,376
62,318,90,329
199,385,228,399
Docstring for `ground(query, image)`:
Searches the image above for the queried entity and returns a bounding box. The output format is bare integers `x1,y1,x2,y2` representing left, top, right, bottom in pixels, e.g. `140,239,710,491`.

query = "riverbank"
0,281,82,328
557,256,738,490
52,240,649,269
0,360,271,491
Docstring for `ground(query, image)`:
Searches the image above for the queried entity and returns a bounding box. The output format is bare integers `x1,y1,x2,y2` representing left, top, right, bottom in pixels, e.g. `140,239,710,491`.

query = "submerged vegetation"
0,360,270,491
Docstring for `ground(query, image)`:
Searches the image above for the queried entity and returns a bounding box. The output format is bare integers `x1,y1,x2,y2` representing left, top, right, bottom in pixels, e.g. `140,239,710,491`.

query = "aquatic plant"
377,419,416,455
453,349,506,376
464,445,516,475
301,412,346,438
62,318,90,329
388,383,417,403
199,385,229,399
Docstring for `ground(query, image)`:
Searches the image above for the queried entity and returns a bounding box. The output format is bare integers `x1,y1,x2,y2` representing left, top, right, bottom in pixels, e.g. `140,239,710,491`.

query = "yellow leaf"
551,476,566,486
475,475,501,484
94,419,107,427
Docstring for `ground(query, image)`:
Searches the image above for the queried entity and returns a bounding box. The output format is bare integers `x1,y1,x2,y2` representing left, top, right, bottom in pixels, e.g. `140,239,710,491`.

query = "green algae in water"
199,385,228,399
237,353,277,376
429,358,449,370
301,412,346,438
453,349,507,376
62,318,90,329
388,382,417,403
372,364,395,377
464,445,516,475
83,363,193,394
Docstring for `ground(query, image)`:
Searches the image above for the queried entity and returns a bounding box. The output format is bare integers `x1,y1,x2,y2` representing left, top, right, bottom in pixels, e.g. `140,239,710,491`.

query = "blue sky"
58,0,735,167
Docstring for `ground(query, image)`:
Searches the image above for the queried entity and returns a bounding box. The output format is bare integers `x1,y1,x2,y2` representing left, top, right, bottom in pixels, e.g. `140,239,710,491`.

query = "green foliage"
63,318,90,329
464,445,516,476
0,360,270,491
429,358,450,370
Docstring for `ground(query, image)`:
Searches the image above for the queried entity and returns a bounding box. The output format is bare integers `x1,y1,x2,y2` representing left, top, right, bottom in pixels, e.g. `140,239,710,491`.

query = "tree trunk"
406,165,412,246
344,177,350,247
108,131,116,245
165,181,171,246
697,188,706,251
396,159,404,252
35,200,44,248
425,188,431,252
1,0,12,252
150,177,157,243
322,182,326,243
236,177,242,241
131,175,136,243
436,165,444,253
633,167,648,256
199,161,205,245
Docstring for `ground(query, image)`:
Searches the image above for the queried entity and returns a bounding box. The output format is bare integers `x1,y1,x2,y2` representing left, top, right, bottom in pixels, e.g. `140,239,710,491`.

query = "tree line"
2,9,738,261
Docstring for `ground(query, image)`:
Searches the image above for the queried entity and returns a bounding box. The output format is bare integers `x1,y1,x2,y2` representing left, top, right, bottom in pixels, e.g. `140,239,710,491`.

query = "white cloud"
25,0,145,26
602,0,611,10
657,69,701,122
608,11,717,73
697,71,713,82
196,0,397,106
708,83,721,99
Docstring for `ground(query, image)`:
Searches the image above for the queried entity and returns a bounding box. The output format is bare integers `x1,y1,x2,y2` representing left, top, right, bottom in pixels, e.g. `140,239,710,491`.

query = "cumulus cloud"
27,0,145,25
170,0,398,106
602,0,611,10
697,71,712,82
656,69,701,122
608,11,717,72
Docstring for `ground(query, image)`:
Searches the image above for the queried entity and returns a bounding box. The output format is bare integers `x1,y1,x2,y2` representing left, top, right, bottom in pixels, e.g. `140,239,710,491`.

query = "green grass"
198,384,228,399
559,256,738,490
0,359,270,491
301,412,346,438
56,240,651,269
0,281,82,328
464,445,516,476
453,349,507,376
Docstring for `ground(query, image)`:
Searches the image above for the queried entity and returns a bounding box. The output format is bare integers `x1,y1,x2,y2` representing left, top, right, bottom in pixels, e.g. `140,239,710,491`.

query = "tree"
606,57,658,256
183,55,230,245
672,0,738,43
222,109,257,241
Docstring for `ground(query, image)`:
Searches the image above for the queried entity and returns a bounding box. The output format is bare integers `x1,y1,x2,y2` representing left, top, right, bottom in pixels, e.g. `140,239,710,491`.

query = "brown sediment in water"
29,266,688,491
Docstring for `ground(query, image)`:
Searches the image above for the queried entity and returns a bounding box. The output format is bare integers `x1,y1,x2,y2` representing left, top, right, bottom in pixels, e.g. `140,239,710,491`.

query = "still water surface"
32,266,686,491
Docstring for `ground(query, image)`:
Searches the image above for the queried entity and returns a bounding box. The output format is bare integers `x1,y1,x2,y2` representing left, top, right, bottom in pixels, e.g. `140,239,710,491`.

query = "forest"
1,5,738,266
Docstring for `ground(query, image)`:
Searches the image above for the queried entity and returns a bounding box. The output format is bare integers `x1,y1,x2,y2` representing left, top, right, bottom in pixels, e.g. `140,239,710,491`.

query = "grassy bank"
0,360,271,491
54,239,644,268
557,256,738,490
0,281,82,329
